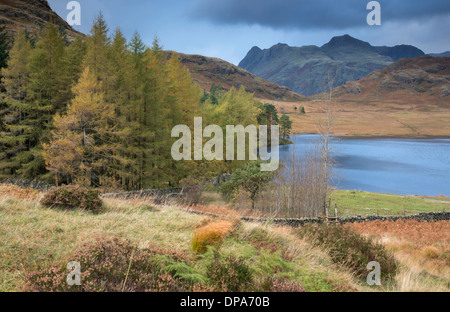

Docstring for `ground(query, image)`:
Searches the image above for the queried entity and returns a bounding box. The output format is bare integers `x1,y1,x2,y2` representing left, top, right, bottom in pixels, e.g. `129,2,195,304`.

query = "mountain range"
429,52,450,57
164,51,306,102
239,35,426,96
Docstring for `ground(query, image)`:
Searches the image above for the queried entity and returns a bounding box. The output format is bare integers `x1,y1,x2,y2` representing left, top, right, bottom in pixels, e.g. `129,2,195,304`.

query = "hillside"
239,35,425,96
429,52,450,57
269,56,450,137
1,184,449,292
0,0,83,41
166,51,307,102
334,56,450,101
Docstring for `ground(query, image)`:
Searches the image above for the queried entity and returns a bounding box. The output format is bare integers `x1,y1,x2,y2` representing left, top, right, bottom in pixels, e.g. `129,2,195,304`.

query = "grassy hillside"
268,56,450,137
0,184,449,292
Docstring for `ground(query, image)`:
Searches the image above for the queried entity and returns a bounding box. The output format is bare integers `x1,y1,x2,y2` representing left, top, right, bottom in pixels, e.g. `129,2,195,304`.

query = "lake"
278,135,450,196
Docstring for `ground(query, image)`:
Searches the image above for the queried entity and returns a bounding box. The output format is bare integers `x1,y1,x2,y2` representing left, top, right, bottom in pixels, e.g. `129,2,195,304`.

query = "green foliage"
221,160,275,208
301,106,306,114
0,25,10,72
257,103,279,125
205,251,253,292
0,31,33,177
40,185,103,212
297,224,398,280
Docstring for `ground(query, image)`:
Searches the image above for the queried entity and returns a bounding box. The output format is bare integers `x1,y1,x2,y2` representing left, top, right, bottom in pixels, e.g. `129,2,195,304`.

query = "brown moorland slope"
270,56,450,137
165,51,307,102
0,0,83,41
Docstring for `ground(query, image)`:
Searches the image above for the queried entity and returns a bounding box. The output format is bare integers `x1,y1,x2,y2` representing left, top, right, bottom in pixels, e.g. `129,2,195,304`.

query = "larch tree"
83,13,112,95
43,67,115,186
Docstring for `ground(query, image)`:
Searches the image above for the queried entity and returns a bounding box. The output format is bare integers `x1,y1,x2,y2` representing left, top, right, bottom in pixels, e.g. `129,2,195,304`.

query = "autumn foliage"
192,219,238,253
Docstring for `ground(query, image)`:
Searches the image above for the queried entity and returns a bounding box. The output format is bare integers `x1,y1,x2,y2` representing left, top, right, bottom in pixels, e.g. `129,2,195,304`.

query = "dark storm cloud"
190,0,450,30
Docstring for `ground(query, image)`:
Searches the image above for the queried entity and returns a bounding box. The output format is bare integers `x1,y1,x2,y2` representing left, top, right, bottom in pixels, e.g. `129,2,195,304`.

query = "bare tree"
248,72,339,219
316,71,338,214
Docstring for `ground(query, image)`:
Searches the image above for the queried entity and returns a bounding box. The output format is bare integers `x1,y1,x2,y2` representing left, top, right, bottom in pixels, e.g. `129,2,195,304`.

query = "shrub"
40,185,102,212
192,220,236,254
206,253,253,292
245,227,283,253
297,224,398,280
220,160,275,209
179,177,207,206
270,277,305,292
23,237,196,292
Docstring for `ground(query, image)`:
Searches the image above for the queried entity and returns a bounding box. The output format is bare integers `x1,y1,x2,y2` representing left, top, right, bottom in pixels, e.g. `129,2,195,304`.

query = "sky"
48,0,450,65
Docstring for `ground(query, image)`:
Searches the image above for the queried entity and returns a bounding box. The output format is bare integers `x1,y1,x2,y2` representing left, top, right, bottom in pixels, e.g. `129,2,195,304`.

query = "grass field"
0,185,358,292
264,98,450,137
347,220,450,291
330,190,450,217
1,184,449,292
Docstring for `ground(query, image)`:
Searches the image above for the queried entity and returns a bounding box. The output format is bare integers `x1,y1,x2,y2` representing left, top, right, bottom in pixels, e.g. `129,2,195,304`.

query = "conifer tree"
0,32,32,177
16,22,67,178
59,37,87,107
43,67,115,186
280,114,292,139
0,25,10,73
83,13,112,94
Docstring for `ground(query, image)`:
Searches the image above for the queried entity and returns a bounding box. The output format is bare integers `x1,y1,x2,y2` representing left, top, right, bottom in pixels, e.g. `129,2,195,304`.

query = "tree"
279,114,292,139
301,106,306,114
218,86,259,126
257,103,279,140
0,25,10,73
83,13,112,92
0,32,33,177
257,103,279,126
220,160,275,209
16,22,68,178
43,67,115,186
59,37,87,106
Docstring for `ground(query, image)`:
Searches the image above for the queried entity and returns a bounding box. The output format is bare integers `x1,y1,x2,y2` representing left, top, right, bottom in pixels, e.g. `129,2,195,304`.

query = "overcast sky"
48,0,450,65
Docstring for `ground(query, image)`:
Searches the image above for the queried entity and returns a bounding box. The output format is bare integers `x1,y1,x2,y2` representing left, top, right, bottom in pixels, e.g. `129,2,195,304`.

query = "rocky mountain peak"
322,34,371,50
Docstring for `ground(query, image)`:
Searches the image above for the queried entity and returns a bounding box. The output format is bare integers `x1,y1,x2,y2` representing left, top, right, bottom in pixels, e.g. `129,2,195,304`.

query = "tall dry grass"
347,219,450,291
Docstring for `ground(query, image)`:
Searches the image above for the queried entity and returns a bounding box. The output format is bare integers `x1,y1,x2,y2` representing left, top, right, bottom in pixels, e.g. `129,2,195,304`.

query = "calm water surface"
279,135,450,196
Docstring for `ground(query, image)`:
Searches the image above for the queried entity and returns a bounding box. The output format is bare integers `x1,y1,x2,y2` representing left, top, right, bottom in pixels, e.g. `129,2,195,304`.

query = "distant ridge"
239,34,425,96
429,52,450,57
334,55,450,102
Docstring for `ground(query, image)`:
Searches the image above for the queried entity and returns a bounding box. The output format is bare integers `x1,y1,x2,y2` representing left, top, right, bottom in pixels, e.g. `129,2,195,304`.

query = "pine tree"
58,37,87,107
0,25,10,73
0,32,33,177
83,13,112,93
43,67,115,186
16,22,67,178
280,114,292,139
